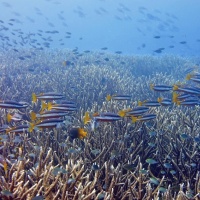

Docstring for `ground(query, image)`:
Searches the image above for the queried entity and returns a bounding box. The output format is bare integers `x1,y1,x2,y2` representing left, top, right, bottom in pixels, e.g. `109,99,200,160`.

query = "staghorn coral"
0,49,200,199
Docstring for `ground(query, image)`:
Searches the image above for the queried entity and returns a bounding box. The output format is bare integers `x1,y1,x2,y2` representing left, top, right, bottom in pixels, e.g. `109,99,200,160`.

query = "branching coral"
0,50,200,199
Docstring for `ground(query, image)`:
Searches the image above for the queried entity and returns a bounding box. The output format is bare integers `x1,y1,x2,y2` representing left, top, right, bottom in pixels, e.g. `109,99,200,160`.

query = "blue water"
0,0,200,56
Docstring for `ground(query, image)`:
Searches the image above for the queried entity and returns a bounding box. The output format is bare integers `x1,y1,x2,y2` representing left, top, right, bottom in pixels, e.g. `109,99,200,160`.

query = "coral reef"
0,49,199,199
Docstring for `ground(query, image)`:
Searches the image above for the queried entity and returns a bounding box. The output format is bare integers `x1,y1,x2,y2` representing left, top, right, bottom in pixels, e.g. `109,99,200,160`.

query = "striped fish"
106,94,131,101
30,110,68,121
6,125,29,134
48,102,77,111
150,84,172,92
176,98,199,106
186,73,200,83
0,100,28,109
94,112,121,122
7,113,23,122
32,92,64,102
157,97,172,106
173,85,200,95
126,106,149,117
29,118,64,132
132,114,156,123
138,100,160,107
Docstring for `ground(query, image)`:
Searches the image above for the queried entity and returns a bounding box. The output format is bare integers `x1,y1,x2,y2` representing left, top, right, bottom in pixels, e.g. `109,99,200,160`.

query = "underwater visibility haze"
0,0,200,199
0,0,200,55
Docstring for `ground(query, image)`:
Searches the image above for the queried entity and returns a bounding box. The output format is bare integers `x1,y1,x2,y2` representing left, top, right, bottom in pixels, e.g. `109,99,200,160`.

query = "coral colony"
0,50,199,199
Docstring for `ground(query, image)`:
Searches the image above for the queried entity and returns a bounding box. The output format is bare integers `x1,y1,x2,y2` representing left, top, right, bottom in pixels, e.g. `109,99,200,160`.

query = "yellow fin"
131,116,138,123
173,85,179,91
172,92,178,103
150,83,154,90
138,101,143,106
78,128,87,139
7,113,12,123
157,97,163,103
185,73,192,80
83,112,91,125
3,162,7,172
30,111,37,121
118,110,126,117
47,102,52,111
32,93,37,103
41,101,47,111
106,94,111,101
29,123,35,132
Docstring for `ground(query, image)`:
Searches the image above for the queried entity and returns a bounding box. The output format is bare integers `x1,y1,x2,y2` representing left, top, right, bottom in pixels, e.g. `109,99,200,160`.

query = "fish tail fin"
172,92,178,103
118,110,126,117
83,112,91,125
47,102,52,110
32,93,37,103
78,128,87,139
157,97,163,103
186,73,192,80
3,162,7,172
29,123,35,132
106,94,111,101
131,116,138,123
150,83,154,90
138,101,143,106
173,84,179,91
6,128,10,134
41,101,47,111
7,113,12,123
30,111,37,121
